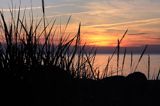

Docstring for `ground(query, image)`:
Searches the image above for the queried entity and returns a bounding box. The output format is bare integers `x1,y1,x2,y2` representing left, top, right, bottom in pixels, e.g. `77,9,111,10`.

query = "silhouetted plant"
0,0,158,80
0,0,97,79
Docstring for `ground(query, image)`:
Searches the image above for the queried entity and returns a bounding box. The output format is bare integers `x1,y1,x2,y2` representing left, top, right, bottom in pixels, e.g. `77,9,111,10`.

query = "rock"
126,72,147,80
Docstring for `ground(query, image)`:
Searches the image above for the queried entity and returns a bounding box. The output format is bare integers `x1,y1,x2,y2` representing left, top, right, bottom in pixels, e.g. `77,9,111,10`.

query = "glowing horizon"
0,0,160,47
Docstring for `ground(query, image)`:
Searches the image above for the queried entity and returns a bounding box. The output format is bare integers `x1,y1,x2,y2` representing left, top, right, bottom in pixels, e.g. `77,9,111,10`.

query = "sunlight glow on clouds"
1,0,160,47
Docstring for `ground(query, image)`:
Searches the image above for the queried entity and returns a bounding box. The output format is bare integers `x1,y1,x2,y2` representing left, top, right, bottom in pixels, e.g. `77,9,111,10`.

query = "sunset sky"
1,0,160,47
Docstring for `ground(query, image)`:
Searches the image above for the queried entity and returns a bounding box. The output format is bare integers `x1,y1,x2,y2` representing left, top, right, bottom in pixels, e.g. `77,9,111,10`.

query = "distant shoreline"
1,43,160,54
94,52,160,54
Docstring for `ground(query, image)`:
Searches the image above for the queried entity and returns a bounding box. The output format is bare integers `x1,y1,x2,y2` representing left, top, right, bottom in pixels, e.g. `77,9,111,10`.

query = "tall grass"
0,1,158,80
0,0,97,79
103,30,128,77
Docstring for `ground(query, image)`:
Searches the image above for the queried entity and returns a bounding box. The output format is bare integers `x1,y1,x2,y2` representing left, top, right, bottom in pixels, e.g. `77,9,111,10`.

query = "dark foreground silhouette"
1,67,160,106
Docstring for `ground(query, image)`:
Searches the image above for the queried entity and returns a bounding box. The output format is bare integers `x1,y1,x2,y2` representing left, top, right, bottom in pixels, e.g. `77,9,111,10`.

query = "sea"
91,54,160,79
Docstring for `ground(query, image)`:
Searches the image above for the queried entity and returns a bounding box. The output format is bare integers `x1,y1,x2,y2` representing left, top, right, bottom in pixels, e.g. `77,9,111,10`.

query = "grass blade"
148,54,150,79
121,48,127,75
134,45,148,72
63,16,71,35
42,0,45,15
85,52,96,79
117,39,120,75
119,29,128,43
156,68,160,80
130,51,133,72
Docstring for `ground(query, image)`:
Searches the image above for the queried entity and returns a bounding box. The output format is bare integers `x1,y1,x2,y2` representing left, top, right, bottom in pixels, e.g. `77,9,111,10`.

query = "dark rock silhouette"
126,72,147,80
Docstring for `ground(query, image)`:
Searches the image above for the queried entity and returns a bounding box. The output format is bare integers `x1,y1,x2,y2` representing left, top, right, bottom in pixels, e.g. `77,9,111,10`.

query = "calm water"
93,54,160,79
